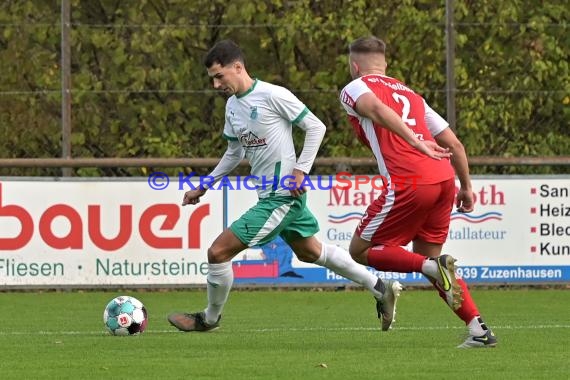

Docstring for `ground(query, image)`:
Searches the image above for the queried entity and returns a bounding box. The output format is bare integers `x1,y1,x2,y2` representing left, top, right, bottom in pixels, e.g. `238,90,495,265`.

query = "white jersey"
223,79,310,198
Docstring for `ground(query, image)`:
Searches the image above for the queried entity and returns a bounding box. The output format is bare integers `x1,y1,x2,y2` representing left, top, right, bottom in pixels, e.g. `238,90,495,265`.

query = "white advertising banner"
0,180,222,286
226,176,570,285
308,176,570,283
1,176,568,287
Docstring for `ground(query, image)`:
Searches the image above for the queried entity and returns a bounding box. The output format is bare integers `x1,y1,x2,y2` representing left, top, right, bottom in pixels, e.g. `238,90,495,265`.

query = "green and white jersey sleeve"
224,79,315,198
222,113,239,141
267,85,309,127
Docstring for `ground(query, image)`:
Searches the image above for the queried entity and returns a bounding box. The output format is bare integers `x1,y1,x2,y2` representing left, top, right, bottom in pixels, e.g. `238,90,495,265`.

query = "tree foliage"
0,0,568,176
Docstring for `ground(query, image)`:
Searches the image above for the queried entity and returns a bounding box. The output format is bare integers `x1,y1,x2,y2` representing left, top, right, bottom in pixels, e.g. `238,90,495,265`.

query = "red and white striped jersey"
340,74,455,185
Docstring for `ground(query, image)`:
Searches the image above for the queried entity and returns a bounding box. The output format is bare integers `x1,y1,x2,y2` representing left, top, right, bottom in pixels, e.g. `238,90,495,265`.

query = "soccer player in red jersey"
339,36,497,348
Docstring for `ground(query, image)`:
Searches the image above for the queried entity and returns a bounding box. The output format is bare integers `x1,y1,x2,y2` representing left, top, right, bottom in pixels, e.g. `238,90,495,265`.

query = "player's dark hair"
349,36,386,54
204,39,246,68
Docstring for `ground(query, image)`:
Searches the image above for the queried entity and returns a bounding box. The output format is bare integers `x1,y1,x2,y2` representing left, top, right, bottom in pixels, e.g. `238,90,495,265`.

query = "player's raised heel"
167,311,221,332
376,280,403,331
436,255,463,310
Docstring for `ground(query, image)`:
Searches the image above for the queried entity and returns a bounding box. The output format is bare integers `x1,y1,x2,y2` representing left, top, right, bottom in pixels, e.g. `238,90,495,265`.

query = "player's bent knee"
207,245,233,264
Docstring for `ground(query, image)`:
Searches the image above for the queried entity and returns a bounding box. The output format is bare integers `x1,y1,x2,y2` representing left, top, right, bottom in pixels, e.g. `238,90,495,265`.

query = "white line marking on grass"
0,324,568,336
249,324,570,333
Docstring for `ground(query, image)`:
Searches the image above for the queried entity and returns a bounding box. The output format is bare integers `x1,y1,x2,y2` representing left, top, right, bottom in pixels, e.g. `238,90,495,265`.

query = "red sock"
453,279,480,324
432,278,480,324
367,245,425,273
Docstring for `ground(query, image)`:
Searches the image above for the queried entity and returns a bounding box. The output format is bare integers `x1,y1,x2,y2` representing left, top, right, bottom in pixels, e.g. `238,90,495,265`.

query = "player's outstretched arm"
287,111,326,197
354,93,451,160
181,140,244,206
434,128,474,213
293,111,326,174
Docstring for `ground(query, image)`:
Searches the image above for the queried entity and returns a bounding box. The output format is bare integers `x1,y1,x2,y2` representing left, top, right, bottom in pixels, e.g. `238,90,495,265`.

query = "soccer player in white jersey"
339,36,497,348
167,39,422,332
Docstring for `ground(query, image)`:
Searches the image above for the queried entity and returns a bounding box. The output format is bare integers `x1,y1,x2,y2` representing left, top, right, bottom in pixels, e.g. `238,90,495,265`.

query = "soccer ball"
103,296,148,336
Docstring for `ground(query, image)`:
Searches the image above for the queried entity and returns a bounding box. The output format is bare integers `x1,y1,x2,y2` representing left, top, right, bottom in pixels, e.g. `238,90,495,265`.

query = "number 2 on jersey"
392,93,417,126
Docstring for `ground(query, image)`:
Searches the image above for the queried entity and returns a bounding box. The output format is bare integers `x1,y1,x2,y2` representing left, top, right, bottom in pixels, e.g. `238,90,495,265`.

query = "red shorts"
356,178,455,246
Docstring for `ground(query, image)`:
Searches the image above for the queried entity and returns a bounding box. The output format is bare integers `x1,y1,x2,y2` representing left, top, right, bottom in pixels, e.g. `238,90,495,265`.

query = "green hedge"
0,0,568,176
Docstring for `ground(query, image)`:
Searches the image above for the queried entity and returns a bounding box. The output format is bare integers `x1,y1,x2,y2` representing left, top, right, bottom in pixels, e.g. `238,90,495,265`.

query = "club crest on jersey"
239,131,267,148
250,106,258,120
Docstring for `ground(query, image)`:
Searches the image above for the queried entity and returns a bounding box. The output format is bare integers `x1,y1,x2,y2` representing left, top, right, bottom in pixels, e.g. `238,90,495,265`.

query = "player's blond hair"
349,36,386,55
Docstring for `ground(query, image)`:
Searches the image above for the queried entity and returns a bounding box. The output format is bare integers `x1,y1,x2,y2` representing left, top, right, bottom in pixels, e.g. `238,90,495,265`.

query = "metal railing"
0,156,568,169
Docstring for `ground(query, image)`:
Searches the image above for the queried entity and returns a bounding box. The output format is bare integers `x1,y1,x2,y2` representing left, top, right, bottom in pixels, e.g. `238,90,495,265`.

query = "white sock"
204,262,233,325
468,316,487,337
421,258,438,280
314,243,384,299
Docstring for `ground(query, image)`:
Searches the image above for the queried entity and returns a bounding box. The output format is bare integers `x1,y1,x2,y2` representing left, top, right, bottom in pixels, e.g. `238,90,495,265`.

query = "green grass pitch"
0,288,568,379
